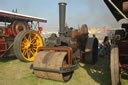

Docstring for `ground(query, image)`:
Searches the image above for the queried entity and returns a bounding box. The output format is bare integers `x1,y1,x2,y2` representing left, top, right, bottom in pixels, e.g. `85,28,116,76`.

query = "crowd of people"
93,34,111,64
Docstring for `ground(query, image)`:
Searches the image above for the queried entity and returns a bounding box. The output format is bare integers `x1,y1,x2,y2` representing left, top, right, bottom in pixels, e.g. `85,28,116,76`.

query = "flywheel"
11,21,29,36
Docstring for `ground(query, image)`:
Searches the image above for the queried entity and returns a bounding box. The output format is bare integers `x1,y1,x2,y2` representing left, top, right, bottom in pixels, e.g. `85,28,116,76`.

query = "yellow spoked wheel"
14,30,43,62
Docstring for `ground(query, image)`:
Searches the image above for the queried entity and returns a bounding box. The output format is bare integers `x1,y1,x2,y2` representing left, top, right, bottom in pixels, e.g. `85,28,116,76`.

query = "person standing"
103,36,110,64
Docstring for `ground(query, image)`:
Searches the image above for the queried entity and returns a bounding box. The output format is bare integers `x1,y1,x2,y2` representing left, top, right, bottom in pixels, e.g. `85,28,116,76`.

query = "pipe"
58,2,67,36
108,0,128,21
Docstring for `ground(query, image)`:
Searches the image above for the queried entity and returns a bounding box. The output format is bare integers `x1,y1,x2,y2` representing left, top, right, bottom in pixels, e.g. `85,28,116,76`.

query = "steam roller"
32,2,98,82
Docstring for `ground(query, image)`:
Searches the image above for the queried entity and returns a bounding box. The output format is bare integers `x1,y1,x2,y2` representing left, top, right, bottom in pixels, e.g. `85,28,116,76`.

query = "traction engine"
0,10,47,62
32,2,98,82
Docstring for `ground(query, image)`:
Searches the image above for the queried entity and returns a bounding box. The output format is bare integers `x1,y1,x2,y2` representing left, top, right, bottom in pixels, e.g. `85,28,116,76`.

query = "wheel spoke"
25,50,28,55
33,48,37,51
28,33,32,41
33,42,41,46
31,36,39,44
31,36,37,41
31,49,35,53
22,49,28,56
30,50,34,55
22,50,26,55
33,46,38,48
33,45,37,47
21,42,26,46
31,39,36,44
27,50,31,58
21,47,26,50
23,35,29,42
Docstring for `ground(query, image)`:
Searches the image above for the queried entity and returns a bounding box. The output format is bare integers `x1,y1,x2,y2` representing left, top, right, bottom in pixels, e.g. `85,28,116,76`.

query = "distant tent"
90,28,97,34
97,28,105,33
105,25,111,32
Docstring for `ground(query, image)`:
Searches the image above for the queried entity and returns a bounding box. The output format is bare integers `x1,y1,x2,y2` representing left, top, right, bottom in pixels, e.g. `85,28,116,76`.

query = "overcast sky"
0,0,121,31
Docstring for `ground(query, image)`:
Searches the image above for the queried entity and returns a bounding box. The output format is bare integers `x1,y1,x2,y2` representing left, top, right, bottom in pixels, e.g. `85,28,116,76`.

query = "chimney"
58,2,67,36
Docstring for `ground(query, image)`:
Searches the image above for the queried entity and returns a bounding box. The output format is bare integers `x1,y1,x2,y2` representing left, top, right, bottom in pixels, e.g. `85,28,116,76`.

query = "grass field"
0,57,127,85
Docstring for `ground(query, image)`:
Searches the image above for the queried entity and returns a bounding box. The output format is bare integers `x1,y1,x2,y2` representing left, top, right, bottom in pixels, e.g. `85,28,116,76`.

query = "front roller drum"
33,51,74,82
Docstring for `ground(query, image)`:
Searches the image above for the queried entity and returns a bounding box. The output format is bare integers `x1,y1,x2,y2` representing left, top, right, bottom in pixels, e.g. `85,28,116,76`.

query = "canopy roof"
0,10,47,23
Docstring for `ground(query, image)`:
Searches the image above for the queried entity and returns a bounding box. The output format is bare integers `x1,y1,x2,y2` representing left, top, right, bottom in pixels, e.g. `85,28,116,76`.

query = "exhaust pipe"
58,2,67,37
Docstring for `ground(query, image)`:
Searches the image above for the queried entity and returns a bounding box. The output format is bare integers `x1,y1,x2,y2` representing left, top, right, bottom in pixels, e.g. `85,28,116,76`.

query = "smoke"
66,0,120,29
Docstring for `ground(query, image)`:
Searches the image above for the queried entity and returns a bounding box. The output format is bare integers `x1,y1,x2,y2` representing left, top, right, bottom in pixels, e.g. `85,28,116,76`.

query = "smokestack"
58,2,67,36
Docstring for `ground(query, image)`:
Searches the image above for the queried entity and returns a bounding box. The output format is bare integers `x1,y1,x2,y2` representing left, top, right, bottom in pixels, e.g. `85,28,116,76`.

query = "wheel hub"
24,41,31,49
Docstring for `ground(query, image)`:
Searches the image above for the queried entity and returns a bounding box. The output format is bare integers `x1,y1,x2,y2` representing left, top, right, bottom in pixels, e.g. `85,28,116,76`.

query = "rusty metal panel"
0,42,7,52
38,46,73,65
118,40,128,56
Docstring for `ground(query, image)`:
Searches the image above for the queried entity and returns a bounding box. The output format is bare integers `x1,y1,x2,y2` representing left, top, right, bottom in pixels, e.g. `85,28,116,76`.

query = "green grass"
121,69,128,85
0,57,127,85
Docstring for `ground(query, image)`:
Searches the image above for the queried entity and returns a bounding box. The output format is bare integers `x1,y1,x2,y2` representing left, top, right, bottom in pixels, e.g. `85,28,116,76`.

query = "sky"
0,0,121,31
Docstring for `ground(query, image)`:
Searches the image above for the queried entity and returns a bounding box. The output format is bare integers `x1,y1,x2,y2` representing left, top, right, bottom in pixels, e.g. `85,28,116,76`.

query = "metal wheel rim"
20,31,43,61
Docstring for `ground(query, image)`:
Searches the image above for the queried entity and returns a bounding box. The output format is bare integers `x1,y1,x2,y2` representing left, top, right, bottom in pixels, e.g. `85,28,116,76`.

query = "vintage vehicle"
104,0,128,85
0,9,47,62
32,2,98,82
